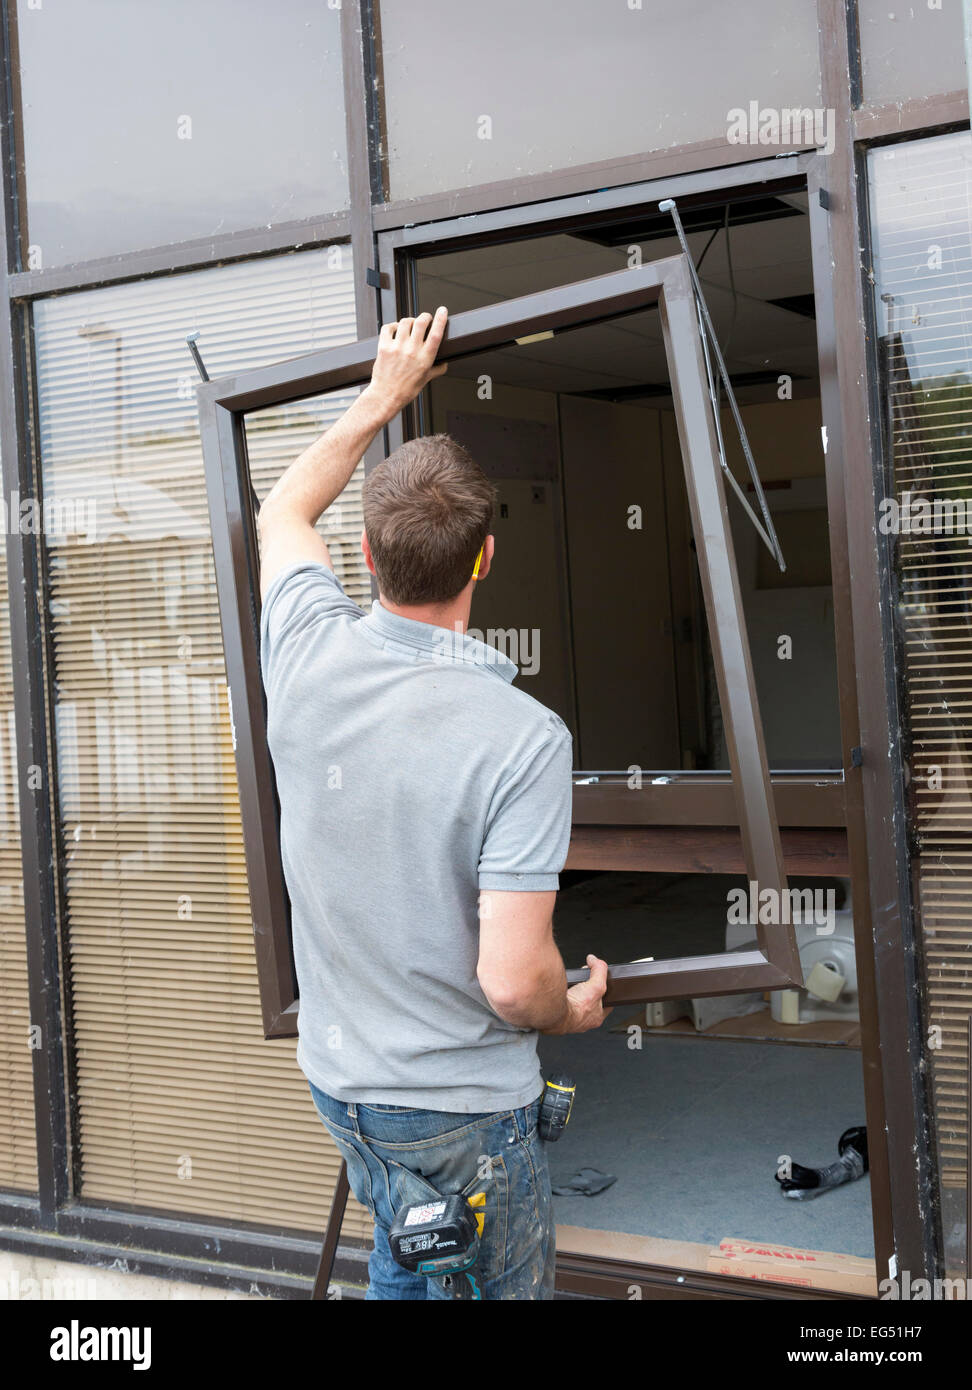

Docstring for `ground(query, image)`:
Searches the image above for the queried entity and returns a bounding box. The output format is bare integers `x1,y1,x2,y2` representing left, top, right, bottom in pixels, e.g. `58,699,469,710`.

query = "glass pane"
31,248,372,1235
379,0,821,201
417,191,839,773
859,0,966,105
0,525,36,1194
869,130,972,1276
246,386,372,610
14,0,348,268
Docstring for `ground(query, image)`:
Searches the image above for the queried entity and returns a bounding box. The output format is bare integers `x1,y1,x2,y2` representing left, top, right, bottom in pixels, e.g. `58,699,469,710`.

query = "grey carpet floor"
537,871,873,1259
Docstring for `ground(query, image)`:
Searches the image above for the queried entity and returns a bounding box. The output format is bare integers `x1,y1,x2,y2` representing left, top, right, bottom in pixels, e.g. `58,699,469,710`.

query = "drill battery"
388,1192,485,1278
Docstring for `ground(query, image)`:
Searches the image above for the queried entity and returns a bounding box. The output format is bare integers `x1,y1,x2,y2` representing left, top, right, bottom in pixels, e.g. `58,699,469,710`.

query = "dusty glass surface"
869,130,972,1276
379,0,822,200
858,0,966,105
15,0,348,267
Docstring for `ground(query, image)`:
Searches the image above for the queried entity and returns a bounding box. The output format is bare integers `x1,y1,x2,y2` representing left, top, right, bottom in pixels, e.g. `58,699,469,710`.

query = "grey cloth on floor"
782,1146,865,1200
552,1167,617,1197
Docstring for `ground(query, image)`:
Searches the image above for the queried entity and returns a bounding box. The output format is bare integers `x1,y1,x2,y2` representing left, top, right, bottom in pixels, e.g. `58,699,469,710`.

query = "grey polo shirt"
259,561,573,1113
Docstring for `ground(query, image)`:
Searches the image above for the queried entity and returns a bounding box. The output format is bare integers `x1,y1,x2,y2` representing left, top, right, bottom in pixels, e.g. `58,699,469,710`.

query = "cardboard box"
707,1237,877,1296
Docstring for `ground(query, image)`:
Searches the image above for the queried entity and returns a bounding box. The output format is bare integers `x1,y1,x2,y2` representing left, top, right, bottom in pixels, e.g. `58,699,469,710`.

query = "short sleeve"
478,722,573,891
260,562,363,685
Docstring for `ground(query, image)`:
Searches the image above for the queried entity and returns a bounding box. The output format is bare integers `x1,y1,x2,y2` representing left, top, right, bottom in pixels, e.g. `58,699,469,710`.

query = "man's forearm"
261,384,392,527
483,949,571,1034
519,975,571,1034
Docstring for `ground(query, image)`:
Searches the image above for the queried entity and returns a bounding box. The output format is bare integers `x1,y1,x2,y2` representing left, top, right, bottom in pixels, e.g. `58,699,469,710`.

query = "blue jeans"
309,1081,556,1300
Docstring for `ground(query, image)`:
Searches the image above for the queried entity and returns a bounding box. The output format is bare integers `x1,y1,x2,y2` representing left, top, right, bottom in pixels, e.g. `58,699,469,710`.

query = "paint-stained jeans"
309,1081,556,1300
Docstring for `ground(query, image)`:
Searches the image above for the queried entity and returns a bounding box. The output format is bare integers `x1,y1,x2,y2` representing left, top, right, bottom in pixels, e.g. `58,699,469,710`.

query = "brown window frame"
198,251,803,1037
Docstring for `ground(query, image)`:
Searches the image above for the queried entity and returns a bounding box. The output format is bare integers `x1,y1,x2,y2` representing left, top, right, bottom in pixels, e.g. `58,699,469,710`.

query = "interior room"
410,191,873,1273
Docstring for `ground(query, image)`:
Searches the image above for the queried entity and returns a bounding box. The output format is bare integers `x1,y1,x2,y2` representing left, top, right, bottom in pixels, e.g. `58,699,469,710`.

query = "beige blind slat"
32,247,371,1239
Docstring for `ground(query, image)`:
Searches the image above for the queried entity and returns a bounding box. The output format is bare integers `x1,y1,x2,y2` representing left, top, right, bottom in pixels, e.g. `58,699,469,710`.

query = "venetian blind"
245,385,366,599
32,248,372,1239
870,133,972,1252
0,525,37,1193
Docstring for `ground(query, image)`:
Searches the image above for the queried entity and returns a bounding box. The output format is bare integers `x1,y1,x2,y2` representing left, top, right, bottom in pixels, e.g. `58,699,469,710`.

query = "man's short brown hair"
362,434,495,605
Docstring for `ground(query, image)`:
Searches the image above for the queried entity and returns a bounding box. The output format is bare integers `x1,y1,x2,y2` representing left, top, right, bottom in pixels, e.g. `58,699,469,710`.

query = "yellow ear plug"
471,543,485,581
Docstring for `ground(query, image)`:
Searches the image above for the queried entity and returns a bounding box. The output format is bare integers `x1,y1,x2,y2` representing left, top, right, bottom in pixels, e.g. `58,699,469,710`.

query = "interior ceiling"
415,193,819,405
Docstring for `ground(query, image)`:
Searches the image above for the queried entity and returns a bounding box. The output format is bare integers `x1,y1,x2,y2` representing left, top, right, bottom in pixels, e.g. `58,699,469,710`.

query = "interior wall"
427,377,840,774
721,395,827,482
701,396,841,770
428,376,575,731
559,395,679,769
660,410,707,766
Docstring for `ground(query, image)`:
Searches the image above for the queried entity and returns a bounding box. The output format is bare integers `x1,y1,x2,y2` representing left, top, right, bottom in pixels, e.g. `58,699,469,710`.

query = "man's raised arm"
257,307,448,599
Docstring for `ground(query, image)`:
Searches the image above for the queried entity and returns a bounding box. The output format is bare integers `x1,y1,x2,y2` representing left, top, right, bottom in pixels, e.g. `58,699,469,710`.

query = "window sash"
198,253,802,1037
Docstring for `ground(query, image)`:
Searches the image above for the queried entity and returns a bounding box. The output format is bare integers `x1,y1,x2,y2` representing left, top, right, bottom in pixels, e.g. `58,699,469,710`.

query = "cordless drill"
387,1074,575,1299
388,1192,486,1300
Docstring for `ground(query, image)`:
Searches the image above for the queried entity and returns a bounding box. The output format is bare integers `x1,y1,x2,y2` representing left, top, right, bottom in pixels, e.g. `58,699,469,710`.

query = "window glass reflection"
15,0,348,267
858,0,966,105
379,0,821,200
30,249,373,1233
869,131,972,1276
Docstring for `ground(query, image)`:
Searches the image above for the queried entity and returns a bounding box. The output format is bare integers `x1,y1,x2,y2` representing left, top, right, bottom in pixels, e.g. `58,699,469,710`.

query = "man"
257,306,611,1300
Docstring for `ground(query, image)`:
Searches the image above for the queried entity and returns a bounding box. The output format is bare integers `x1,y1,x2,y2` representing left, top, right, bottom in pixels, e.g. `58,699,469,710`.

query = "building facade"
0,0,969,1299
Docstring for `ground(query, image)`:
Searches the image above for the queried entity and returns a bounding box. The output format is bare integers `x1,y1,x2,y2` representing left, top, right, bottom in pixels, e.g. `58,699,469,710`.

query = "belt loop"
347,1100,360,1136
